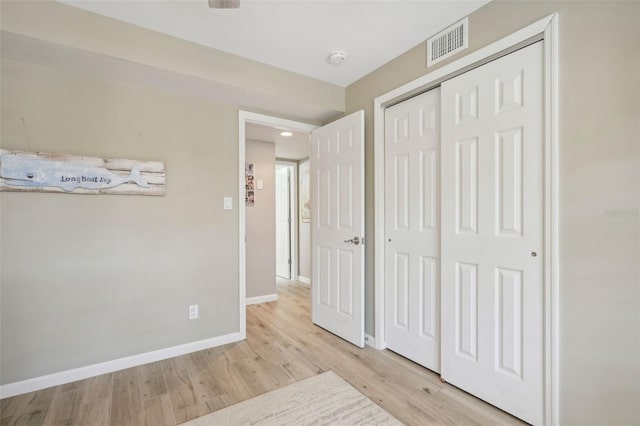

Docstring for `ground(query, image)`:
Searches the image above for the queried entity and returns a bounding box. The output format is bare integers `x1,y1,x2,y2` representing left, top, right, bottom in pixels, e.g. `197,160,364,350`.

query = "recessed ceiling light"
280,131,293,137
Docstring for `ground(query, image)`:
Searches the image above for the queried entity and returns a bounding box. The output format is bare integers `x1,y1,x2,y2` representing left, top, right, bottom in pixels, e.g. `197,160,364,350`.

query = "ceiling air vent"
427,18,468,67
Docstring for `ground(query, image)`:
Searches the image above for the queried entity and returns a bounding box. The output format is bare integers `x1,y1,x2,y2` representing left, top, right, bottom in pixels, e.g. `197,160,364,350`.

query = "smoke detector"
328,51,347,65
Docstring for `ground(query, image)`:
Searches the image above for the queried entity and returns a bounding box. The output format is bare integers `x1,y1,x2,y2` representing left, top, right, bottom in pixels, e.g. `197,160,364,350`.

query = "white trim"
364,333,376,348
241,112,318,135
373,91,386,352
276,160,299,281
373,13,559,425
543,15,560,426
298,275,311,285
0,331,242,399
246,294,278,305
239,111,247,340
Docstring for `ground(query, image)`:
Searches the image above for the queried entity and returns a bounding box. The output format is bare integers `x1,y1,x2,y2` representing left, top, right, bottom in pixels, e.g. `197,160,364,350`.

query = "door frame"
275,160,299,281
372,14,559,425
238,111,317,338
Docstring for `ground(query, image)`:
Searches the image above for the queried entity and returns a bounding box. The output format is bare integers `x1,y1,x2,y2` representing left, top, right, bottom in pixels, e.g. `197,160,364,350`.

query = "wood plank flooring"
0,280,524,425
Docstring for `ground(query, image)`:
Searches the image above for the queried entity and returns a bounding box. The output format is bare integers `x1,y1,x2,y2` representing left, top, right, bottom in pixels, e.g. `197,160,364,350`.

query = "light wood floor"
0,280,524,425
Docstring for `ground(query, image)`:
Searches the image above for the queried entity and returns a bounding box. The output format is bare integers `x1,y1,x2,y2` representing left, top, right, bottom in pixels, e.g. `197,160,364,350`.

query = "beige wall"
0,0,339,387
0,58,242,384
346,1,640,425
245,140,276,298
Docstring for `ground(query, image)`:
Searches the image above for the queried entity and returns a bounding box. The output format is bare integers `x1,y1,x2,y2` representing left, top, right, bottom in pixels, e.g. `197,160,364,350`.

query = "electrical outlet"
189,304,199,320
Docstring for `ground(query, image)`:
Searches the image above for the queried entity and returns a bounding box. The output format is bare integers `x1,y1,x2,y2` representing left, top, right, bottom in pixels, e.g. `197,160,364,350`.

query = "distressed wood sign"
0,150,165,196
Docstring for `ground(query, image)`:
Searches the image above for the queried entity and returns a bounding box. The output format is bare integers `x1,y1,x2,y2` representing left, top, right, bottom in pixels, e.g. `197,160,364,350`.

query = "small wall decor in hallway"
0,150,165,196
245,162,255,204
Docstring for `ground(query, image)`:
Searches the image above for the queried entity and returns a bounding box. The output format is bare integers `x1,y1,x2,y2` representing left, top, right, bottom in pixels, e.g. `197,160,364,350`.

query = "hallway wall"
245,140,276,298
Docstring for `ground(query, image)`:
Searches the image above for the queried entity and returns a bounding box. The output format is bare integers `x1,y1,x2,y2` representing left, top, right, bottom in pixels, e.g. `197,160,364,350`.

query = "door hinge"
288,258,292,265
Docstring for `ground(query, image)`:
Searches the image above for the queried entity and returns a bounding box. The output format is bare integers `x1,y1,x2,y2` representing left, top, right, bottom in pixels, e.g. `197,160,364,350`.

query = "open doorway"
239,111,316,320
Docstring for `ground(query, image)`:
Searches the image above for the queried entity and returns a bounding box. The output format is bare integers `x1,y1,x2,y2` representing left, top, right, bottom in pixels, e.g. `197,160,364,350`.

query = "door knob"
344,236,360,245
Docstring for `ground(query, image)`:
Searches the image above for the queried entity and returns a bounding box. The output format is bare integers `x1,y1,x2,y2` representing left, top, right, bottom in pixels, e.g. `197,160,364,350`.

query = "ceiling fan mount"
209,0,240,9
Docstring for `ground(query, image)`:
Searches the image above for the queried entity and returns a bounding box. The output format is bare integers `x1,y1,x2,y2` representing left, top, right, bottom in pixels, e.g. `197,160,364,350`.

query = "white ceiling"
246,122,310,160
58,0,489,87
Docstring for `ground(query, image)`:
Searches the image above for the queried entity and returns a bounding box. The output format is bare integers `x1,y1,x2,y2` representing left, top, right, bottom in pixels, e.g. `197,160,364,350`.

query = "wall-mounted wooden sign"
0,150,165,196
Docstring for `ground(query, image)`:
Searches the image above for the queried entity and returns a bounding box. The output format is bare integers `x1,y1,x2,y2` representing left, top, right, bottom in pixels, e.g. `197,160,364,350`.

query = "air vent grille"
427,18,468,67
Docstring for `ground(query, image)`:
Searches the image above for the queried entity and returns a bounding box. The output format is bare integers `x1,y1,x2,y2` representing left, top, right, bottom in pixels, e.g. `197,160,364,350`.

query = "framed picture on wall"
299,160,310,222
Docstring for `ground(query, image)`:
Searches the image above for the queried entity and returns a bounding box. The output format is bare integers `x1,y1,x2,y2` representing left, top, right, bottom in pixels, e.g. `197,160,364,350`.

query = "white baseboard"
298,276,310,285
246,293,278,305
0,331,243,399
365,333,376,348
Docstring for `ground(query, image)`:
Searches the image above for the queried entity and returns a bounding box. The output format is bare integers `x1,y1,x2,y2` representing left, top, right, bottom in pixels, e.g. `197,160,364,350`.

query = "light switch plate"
224,197,232,210
257,179,263,190
189,304,198,320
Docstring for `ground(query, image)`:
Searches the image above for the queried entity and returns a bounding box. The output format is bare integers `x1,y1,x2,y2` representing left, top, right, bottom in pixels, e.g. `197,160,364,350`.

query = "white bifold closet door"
384,88,441,372
441,42,544,425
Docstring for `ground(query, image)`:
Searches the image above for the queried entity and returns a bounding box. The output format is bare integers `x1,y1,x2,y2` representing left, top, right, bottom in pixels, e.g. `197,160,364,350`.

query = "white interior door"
384,88,441,372
275,165,291,279
441,42,544,425
311,110,365,348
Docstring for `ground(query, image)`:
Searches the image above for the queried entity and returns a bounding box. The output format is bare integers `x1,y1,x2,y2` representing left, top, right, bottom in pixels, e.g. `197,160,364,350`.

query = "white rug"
180,371,402,426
